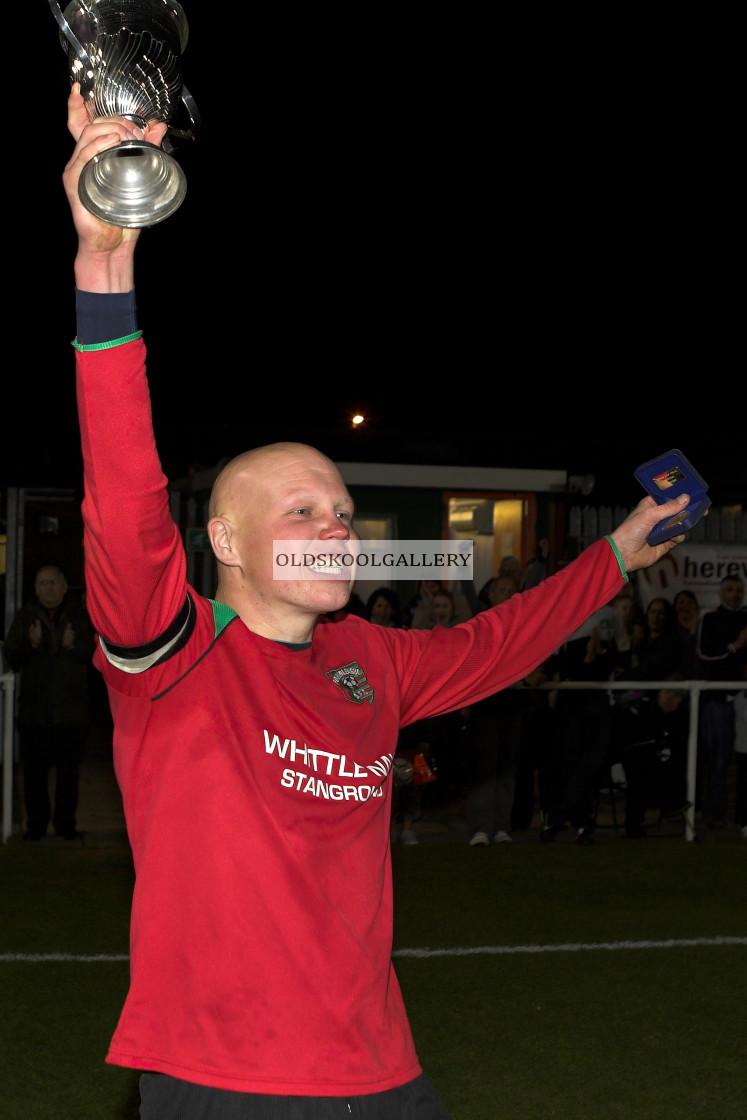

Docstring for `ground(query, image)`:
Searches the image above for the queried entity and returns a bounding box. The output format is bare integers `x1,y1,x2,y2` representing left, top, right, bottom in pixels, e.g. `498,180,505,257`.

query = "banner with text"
636,543,747,614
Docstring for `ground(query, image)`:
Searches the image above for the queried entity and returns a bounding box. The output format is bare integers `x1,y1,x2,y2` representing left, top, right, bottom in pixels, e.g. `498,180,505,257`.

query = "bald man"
64,88,694,1120
206,442,356,640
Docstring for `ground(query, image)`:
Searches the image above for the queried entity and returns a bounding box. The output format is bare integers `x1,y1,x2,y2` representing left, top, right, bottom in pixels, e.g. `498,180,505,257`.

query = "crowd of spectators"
351,565,747,846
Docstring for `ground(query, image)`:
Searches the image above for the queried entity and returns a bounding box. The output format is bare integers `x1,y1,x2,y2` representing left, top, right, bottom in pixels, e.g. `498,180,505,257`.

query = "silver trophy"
49,0,200,227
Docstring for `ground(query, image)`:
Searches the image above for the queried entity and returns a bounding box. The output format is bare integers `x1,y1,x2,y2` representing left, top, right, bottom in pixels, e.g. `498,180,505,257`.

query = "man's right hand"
29,619,42,650
63,84,168,290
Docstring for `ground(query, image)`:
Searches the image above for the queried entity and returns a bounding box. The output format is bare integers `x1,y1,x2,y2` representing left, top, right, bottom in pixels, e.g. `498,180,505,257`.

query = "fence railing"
566,503,747,547
1,675,744,844
538,679,746,842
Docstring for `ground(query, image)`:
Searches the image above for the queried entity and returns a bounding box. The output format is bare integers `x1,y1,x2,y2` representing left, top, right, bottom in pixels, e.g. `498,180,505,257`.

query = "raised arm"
64,86,186,650
395,497,692,726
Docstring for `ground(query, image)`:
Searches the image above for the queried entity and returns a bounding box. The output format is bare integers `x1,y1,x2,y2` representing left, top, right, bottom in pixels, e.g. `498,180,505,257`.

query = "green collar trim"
209,599,239,638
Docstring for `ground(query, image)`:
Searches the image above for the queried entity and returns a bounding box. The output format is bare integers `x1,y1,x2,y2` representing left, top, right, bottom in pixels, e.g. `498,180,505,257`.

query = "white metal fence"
1,672,15,843
539,679,746,842
0,674,744,844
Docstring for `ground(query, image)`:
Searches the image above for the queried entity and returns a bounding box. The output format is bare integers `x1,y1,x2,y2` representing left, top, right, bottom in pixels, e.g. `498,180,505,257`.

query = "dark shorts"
139,1071,453,1119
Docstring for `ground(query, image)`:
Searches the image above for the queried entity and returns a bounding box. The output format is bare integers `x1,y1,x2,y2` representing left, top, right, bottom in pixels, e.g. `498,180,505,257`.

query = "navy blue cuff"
76,289,138,345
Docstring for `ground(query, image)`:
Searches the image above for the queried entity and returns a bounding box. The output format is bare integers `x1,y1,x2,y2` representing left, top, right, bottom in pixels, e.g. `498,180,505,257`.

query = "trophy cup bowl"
50,0,200,227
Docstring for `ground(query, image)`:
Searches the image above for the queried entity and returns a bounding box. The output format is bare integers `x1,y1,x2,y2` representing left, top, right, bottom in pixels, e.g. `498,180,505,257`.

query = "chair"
593,761,627,832
594,760,689,838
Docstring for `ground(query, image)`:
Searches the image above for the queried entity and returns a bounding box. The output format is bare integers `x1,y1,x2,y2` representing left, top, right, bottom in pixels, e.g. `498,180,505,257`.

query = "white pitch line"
2,937,746,963
0,953,129,962
393,936,747,958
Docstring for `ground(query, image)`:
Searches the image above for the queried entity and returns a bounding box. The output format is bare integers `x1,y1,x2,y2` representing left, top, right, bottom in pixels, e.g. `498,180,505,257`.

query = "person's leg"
465,717,498,840
659,742,689,816
733,752,747,829
542,695,587,835
700,701,734,824
400,784,422,844
51,725,85,837
493,715,525,835
424,712,463,807
573,700,614,833
534,705,563,824
510,743,536,830
622,746,653,837
550,699,611,837
512,701,550,830
19,727,52,838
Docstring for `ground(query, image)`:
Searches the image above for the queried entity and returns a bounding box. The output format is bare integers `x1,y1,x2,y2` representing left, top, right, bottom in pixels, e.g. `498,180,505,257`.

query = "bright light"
352,414,365,427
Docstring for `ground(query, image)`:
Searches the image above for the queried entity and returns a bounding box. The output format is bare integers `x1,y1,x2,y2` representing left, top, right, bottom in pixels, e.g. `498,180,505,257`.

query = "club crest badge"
327,660,375,705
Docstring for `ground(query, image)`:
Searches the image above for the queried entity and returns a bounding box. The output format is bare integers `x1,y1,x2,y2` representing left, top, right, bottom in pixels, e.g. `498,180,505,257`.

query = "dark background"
5,6,742,512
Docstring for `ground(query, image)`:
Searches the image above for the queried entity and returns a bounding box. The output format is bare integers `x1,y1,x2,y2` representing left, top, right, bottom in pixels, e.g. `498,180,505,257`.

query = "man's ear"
207,517,241,567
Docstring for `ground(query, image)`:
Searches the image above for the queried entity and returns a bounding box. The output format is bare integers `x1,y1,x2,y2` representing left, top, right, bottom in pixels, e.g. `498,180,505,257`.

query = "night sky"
7,6,742,514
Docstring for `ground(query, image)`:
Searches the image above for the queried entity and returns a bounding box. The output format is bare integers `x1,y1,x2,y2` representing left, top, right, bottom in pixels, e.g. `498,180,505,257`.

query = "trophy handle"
163,83,202,151
48,0,95,96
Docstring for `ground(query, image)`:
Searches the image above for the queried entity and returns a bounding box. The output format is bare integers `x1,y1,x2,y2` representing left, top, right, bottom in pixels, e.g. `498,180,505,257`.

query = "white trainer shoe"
469,831,490,846
494,830,513,843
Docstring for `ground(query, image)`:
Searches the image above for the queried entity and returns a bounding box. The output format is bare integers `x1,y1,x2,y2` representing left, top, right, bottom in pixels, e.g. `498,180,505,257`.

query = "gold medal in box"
634,450,711,545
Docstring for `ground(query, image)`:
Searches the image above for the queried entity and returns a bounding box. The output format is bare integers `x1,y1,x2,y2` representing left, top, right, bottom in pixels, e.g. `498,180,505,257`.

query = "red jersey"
75,337,625,1095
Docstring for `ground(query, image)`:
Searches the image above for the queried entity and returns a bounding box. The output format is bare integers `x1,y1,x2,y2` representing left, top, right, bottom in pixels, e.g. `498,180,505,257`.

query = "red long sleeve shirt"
75,336,625,1095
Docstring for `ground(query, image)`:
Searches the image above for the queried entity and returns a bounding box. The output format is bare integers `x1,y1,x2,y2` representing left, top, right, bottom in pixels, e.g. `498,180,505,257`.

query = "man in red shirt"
62,86,692,1120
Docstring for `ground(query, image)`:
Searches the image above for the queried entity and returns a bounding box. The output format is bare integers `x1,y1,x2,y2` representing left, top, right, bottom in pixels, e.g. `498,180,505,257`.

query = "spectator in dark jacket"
696,575,747,827
4,564,96,840
612,675,690,838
